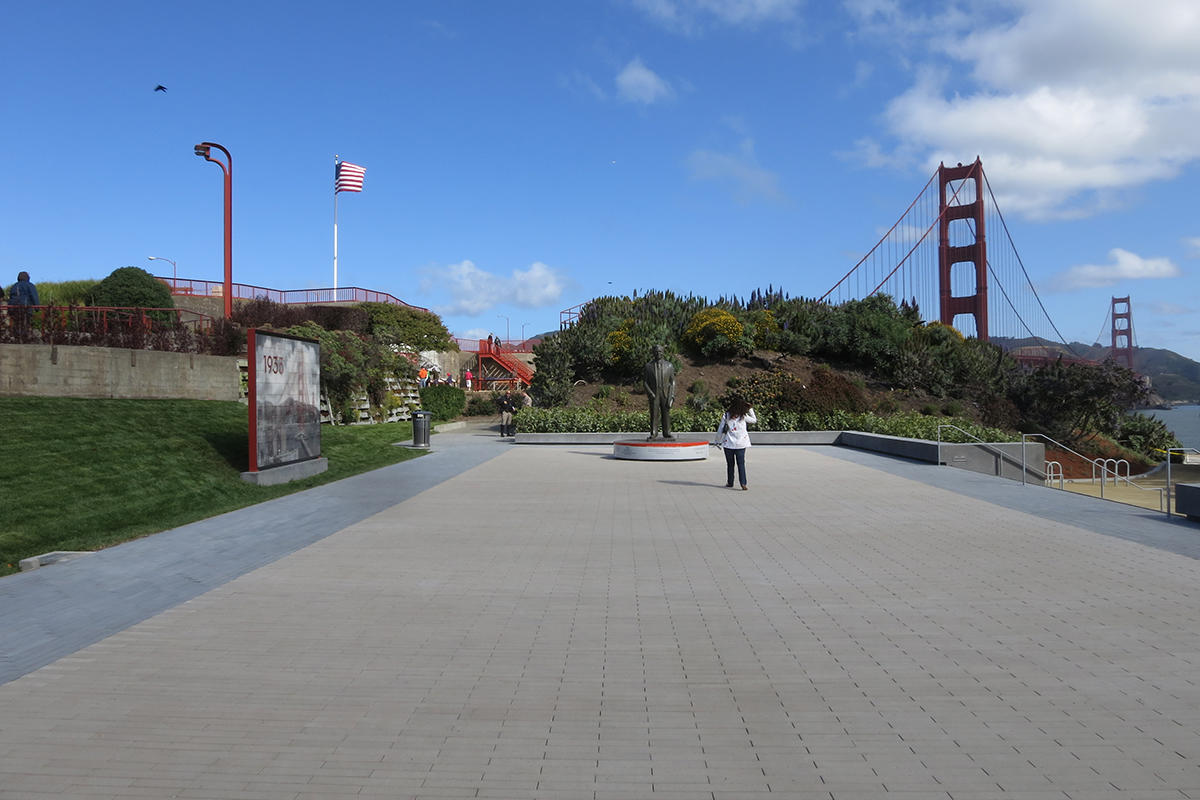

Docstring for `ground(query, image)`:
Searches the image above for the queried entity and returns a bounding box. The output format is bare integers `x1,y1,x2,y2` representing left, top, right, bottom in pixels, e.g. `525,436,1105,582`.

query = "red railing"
453,337,536,353
1,305,215,346
475,338,534,385
560,301,586,329
157,276,428,312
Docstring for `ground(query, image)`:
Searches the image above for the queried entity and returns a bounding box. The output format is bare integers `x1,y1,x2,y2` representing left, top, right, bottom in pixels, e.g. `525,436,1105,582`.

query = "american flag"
335,161,366,193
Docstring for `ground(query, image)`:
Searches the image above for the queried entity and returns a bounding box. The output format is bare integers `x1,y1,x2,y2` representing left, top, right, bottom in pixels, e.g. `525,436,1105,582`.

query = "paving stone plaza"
3,427,1200,799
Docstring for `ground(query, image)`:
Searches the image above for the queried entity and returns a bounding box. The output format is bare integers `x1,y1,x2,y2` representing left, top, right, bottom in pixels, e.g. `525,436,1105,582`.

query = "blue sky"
5,0,1200,359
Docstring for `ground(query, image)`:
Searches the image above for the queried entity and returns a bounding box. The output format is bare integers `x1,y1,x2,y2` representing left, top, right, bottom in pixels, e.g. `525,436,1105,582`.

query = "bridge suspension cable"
818,159,1078,360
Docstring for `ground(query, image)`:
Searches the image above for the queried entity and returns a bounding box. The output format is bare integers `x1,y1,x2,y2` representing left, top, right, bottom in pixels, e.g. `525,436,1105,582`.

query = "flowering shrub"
684,308,746,358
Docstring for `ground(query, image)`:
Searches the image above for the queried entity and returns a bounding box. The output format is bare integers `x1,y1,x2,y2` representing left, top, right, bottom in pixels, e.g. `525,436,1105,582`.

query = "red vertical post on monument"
938,158,988,340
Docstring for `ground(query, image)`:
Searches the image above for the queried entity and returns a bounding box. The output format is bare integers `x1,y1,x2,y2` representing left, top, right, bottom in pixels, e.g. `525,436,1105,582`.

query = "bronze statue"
644,344,676,440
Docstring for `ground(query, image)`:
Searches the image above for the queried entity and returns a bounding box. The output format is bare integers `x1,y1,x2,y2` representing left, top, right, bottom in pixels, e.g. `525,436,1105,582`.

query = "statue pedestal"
613,439,710,461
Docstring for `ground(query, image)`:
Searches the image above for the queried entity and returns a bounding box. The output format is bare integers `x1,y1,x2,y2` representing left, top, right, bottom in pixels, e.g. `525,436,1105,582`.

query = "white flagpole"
333,155,339,293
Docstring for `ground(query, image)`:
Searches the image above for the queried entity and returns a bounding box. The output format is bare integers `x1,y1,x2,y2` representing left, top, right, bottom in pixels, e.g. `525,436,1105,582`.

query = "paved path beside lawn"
3,435,1200,799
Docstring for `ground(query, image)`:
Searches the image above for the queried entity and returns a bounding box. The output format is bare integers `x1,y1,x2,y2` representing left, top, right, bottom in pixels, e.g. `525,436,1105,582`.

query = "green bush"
91,267,174,310
515,406,1016,442
419,385,466,421
466,395,497,416
286,321,410,412
530,333,574,407
37,279,100,306
1117,412,1181,458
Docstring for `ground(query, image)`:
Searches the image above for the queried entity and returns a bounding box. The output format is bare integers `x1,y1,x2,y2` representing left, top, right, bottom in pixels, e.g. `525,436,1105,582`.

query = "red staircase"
477,339,533,387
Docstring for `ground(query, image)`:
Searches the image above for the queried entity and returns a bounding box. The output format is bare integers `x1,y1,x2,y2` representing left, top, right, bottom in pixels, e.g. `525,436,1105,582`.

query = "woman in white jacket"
716,397,756,490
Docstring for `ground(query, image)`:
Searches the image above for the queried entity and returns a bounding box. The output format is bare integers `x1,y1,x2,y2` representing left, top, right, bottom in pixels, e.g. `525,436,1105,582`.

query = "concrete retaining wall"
0,343,240,401
515,429,1045,483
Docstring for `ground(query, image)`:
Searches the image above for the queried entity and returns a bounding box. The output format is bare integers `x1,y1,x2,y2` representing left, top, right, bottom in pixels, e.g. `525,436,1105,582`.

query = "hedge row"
515,407,1017,443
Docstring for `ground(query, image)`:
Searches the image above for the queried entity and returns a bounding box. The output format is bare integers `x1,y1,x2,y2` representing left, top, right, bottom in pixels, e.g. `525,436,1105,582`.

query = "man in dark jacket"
497,390,517,437
9,271,38,339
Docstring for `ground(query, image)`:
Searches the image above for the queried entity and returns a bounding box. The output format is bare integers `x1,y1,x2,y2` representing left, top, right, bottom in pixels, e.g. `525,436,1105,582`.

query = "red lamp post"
194,142,233,318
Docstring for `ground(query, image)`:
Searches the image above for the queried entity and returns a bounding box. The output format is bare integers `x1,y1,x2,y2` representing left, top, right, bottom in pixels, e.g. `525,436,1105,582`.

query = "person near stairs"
497,390,517,437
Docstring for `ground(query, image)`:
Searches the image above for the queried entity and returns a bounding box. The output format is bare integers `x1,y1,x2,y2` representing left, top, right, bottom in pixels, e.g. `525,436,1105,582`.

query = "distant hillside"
992,337,1200,404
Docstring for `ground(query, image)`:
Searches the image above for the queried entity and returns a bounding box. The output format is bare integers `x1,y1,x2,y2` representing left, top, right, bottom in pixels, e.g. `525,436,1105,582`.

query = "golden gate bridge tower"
938,158,988,340
817,155,1076,359
1110,296,1134,370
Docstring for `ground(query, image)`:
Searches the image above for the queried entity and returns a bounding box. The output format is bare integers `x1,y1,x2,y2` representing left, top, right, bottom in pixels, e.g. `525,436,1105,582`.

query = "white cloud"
1049,248,1181,291
687,137,786,203
1185,237,1200,258
458,328,492,340
512,262,567,307
560,70,607,101
616,58,673,104
1146,301,1191,316
631,0,803,32
430,259,567,316
861,0,1200,220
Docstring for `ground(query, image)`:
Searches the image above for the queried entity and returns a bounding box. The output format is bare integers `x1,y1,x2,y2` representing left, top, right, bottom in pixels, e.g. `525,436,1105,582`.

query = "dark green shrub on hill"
286,321,412,412
91,267,174,310
530,333,574,407
199,318,244,356
1115,412,1180,459
1012,359,1149,445
232,297,309,329
308,305,369,334
419,385,465,421
362,302,456,351
798,365,868,413
465,395,497,416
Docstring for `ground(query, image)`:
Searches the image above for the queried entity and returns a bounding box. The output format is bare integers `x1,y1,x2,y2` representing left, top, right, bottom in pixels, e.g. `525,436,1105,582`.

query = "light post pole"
193,142,232,318
521,322,530,341
497,314,509,345
147,256,177,291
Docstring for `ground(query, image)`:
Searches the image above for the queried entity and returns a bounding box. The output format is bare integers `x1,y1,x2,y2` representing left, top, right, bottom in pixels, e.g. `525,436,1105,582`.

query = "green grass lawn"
0,398,426,575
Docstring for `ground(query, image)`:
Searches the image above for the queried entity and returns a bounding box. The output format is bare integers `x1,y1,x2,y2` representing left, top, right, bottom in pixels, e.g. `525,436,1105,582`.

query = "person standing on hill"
715,397,756,490
9,271,38,339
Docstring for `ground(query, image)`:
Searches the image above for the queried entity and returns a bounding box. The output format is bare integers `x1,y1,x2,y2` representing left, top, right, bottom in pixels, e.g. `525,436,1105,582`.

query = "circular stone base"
613,439,710,461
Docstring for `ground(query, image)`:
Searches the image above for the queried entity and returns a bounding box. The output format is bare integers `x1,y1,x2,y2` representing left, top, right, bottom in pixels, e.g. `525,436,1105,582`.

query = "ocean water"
1144,405,1200,450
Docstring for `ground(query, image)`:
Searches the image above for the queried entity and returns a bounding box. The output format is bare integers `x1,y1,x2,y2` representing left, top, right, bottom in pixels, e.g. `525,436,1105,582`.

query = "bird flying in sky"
154,85,167,92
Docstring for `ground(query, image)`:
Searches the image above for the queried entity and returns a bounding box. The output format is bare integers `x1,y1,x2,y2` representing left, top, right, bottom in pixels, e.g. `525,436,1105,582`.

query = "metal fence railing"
0,305,215,347
157,277,428,312
1023,432,1168,514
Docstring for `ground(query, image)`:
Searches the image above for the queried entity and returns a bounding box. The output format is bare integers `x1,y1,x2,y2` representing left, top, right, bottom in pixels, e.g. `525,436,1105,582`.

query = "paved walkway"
3,433,1200,799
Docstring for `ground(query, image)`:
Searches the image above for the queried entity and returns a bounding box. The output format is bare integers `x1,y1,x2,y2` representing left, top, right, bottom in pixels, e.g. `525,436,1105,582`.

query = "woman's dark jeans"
724,447,747,487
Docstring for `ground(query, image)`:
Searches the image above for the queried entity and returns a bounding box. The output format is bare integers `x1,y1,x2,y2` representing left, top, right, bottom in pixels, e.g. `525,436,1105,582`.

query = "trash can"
412,410,432,448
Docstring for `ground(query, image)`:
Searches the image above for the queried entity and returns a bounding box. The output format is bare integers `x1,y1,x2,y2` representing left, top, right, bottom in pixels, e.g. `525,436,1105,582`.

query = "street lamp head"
194,144,211,158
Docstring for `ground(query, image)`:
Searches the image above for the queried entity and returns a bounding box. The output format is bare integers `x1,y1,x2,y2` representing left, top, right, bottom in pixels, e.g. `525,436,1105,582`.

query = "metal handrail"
1092,458,1129,486
1045,460,1064,489
936,424,1031,479
1023,432,1166,514
1165,447,1200,513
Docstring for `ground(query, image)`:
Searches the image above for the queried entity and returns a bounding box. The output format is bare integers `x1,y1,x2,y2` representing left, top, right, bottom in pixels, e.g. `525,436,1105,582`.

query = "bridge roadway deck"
3,428,1200,799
